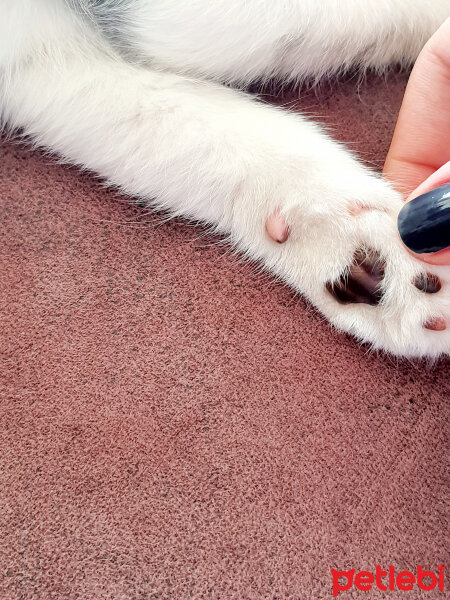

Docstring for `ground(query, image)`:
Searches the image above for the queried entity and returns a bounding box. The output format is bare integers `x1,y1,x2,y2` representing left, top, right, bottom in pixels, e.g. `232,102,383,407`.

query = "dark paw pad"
413,273,441,294
326,248,385,306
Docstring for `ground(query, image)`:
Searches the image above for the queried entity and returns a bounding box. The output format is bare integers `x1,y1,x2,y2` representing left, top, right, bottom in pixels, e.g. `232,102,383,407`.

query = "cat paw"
239,170,450,358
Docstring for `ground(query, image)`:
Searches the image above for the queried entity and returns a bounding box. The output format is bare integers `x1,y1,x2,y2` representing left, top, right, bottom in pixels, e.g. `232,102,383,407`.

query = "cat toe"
326,248,444,308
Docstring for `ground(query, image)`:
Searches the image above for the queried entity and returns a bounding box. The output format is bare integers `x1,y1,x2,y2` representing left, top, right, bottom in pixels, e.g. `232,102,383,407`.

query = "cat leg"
101,0,450,83
2,2,449,356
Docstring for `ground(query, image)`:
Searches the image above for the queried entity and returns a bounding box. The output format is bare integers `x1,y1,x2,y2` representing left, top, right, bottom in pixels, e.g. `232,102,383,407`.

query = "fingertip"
398,169,450,265
407,246,450,266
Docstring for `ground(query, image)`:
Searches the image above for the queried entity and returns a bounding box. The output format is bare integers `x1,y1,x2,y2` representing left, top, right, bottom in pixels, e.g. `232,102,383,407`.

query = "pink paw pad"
424,317,447,331
265,210,289,243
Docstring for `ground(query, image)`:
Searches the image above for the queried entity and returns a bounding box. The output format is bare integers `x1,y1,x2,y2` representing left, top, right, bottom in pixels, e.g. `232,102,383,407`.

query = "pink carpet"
1,72,449,599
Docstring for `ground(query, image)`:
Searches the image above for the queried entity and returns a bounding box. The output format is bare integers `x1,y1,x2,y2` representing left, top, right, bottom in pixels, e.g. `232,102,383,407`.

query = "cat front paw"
234,164,450,358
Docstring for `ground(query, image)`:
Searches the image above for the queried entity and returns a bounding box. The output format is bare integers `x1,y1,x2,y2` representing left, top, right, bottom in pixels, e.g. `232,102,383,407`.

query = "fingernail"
398,183,450,254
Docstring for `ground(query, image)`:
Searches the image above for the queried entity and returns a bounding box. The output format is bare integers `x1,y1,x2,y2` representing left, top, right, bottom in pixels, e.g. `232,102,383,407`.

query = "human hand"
384,18,450,266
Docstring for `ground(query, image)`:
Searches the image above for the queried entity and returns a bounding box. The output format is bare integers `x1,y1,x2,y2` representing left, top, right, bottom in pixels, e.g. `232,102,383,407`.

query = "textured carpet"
1,72,449,600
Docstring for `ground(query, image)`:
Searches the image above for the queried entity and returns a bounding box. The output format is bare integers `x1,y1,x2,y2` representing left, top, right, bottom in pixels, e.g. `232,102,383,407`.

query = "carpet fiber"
1,72,449,599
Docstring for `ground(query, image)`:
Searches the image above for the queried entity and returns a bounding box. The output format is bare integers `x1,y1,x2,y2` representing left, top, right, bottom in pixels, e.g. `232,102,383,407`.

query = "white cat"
1,0,449,357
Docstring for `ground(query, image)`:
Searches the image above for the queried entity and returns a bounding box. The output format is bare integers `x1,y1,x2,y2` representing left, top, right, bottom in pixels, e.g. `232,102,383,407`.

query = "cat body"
1,0,450,357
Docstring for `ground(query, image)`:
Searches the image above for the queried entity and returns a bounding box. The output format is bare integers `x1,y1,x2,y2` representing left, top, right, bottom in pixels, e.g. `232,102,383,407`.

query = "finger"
398,162,450,265
384,17,450,196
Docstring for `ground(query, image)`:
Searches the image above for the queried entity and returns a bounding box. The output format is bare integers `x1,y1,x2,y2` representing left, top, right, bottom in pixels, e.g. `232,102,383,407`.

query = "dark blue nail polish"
397,183,450,253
